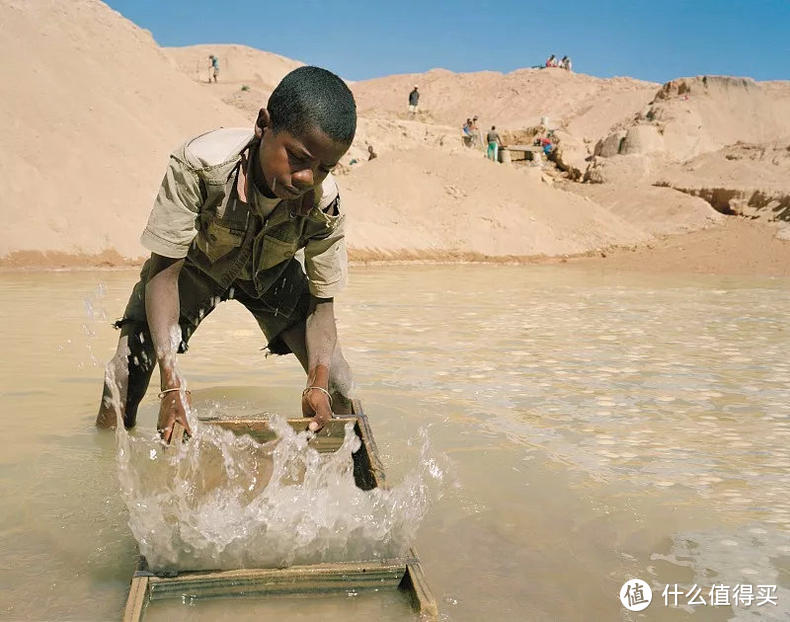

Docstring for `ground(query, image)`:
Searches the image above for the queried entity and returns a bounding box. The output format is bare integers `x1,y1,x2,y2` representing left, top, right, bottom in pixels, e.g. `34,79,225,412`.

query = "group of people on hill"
545,55,572,71
462,116,480,145
462,117,504,163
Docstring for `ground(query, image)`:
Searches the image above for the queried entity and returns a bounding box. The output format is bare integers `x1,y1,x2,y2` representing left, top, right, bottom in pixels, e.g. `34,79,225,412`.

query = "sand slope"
352,68,659,142
596,76,790,163
0,0,248,260
164,44,304,89
1,1,787,268
341,148,651,259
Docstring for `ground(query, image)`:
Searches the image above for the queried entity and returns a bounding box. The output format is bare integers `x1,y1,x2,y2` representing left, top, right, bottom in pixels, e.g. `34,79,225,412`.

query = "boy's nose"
292,169,314,188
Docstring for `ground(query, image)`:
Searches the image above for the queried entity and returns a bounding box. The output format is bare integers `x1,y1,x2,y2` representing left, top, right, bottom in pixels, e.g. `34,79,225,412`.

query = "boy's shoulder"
179,127,254,169
315,173,339,212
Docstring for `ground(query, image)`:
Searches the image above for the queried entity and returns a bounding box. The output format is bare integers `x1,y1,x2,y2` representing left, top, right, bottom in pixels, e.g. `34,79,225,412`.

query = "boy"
96,66,355,441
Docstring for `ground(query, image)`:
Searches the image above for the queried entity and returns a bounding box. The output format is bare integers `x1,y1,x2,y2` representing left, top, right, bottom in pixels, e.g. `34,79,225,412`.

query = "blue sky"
105,0,789,83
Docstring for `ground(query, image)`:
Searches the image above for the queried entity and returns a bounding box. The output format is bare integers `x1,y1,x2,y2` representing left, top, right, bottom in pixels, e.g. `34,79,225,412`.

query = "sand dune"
341,148,651,259
352,68,658,144
594,76,790,165
0,0,248,261
164,44,304,89
0,0,788,270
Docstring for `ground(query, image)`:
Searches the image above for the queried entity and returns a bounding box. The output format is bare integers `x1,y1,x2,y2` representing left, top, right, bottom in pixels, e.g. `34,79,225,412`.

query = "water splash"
77,282,107,367
110,389,442,572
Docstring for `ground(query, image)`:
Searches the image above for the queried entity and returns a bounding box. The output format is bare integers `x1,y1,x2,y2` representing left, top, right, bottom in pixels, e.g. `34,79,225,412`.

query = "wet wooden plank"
199,416,352,452
166,421,186,446
401,551,439,619
146,559,410,600
122,558,151,622
351,402,387,489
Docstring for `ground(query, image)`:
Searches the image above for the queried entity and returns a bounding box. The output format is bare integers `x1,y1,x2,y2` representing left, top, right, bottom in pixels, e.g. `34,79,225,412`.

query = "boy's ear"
255,108,271,139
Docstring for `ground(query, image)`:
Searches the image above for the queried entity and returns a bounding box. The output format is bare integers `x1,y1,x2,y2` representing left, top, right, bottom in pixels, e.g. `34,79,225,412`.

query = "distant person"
486,126,503,161
367,144,378,160
470,116,481,146
561,56,572,71
462,118,474,147
209,55,219,83
408,85,419,116
545,54,557,68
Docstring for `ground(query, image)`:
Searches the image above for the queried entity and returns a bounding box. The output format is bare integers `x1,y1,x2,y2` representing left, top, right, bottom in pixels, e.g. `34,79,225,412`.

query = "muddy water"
1,265,789,621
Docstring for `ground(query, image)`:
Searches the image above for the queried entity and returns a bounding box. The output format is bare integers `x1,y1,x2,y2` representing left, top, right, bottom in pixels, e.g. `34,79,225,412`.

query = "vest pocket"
255,235,299,271
196,221,244,263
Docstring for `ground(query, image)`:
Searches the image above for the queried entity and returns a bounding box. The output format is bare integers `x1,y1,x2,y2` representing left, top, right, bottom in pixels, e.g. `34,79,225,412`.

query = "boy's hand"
157,390,192,444
301,387,333,432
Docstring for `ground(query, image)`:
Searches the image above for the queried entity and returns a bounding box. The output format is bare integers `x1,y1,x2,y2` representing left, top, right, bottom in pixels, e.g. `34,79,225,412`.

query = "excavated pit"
655,183,790,221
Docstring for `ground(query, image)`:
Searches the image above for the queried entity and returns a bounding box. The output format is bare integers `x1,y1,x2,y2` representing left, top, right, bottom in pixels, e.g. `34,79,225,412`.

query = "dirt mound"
655,143,790,221
351,68,658,142
340,147,653,259
0,0,248,262
164,44,303,88
595,76,790,163
1,2,784,268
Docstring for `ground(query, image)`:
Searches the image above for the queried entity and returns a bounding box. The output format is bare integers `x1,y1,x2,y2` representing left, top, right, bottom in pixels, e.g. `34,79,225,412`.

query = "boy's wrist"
158,366,181,391
306,364,330,389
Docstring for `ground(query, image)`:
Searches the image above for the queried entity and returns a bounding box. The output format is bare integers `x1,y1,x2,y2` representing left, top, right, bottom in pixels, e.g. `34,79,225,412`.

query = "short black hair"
268,66,357,145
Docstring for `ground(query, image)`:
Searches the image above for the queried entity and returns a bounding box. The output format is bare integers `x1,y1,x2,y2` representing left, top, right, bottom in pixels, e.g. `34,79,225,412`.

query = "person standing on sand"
367,144,377,160
487,126,503,161
462,118,473,146
408,85,419,116
208,54,220,83
95,67,356,441
471,116,482,147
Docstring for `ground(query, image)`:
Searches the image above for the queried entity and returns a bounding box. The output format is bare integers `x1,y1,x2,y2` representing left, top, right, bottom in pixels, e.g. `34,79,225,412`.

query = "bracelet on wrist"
302,386,333,406
158,387,191,400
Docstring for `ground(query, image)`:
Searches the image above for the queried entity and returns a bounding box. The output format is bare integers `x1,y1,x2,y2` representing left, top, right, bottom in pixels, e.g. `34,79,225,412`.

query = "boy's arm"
139,146,203,441
300,176,348,430
145,254,192,443
301,296,337,431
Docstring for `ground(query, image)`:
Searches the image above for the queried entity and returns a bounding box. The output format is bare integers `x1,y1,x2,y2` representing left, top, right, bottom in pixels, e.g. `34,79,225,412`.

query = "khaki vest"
177,137,341,296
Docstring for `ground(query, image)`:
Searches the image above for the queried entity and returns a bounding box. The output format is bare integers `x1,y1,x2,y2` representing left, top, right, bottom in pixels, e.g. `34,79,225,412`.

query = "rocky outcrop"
594,76,790,163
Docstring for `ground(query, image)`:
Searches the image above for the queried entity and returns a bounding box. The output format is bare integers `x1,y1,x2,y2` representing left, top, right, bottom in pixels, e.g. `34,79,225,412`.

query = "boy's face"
258,122,349,200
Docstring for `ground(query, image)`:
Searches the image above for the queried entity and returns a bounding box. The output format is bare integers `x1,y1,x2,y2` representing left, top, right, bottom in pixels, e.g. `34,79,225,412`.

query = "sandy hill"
0,0,249,263
341,147,675,259
1,1,786,268
587,76,790,223
594,76,790,163
654,143,790,221
164,44,303,89
162,45,305,145
351,68,659,142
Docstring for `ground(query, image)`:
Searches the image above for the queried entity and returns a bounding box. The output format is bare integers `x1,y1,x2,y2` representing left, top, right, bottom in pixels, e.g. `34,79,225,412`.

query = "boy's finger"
308,409,332,432
161,421,172,444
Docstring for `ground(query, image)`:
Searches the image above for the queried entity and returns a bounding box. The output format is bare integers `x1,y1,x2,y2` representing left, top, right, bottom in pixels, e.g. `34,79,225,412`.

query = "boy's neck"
249,142,277,199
